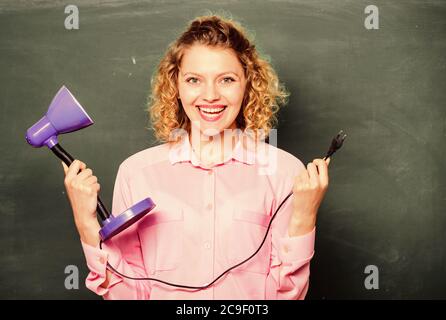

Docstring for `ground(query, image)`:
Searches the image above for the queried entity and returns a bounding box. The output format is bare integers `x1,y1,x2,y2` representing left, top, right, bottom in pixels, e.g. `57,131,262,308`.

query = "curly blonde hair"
148,14,289,143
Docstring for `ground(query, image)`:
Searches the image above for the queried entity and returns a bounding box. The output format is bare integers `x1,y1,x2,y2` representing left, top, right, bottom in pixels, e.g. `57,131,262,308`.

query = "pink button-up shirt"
81,130,316,300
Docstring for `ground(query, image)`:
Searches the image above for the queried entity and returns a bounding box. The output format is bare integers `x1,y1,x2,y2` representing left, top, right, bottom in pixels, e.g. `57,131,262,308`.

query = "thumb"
61,161,68,175
325,157,331,166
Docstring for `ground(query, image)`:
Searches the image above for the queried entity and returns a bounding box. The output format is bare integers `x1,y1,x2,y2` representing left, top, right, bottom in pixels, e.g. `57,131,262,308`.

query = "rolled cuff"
278,227,316,264
81,241,123,296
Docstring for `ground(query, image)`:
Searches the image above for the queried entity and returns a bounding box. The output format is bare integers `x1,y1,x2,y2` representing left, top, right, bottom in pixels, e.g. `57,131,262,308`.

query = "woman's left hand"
289,158,330,237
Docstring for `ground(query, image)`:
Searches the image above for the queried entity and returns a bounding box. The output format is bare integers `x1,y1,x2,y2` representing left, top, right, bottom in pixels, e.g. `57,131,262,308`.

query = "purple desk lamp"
25,86,155,241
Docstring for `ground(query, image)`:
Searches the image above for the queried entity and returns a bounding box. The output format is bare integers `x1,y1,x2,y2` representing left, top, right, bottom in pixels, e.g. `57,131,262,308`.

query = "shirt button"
206,203,213,210
208,170,213,175
204,242,211,249
99,257,106,264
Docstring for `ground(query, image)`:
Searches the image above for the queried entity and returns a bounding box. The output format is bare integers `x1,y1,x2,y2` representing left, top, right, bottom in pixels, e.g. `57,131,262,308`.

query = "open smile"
196,105,227,122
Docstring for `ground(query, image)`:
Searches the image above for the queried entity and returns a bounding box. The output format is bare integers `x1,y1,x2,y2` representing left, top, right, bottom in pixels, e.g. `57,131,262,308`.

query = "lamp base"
99,198,156,241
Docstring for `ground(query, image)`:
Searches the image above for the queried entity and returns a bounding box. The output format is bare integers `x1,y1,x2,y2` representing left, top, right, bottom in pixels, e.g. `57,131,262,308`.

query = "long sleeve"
265,156,316,300
81,164,151,299
266,227,315,299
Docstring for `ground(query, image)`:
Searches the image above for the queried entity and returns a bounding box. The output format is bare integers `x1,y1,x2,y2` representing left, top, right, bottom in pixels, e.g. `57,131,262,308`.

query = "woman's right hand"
62,159,100,229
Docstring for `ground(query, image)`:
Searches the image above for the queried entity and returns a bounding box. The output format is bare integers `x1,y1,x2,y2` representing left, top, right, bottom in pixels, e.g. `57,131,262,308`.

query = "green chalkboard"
0,0,445,299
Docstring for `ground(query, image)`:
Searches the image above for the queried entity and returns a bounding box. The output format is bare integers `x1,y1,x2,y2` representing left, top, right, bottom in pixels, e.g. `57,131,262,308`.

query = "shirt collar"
168,130,262,168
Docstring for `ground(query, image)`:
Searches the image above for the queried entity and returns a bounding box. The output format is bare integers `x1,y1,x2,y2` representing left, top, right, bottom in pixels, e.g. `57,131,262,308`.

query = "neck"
189,126,240,167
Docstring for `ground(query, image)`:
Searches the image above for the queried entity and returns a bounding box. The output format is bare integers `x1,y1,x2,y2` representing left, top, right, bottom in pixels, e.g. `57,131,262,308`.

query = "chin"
200,126,225,136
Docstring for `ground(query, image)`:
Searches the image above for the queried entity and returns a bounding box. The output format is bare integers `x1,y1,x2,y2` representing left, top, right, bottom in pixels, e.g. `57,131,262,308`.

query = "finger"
325,157,331,166
84,175,98,185
314,158,329,169
307,162,319,188
85,182,100,195
293,171,302,190
61,162,68,175
313,159,329,187
66,160,85,181
298,166,310,182
77,168,93,181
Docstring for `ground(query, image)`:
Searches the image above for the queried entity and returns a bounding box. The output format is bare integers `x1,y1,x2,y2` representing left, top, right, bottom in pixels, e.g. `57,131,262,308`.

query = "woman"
62,15,330,300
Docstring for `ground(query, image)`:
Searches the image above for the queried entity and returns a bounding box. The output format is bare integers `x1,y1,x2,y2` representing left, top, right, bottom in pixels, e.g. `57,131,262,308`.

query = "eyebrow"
181,71,241,79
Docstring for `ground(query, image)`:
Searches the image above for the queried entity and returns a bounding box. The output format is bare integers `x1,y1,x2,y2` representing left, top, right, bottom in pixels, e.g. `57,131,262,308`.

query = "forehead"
179,44,244,75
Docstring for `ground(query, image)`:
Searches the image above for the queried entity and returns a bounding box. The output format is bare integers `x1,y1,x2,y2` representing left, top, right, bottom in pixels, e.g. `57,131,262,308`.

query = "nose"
203,82,220,102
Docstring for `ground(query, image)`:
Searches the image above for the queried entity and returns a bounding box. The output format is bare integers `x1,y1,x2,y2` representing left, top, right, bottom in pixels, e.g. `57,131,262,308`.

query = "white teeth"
199,106,225,113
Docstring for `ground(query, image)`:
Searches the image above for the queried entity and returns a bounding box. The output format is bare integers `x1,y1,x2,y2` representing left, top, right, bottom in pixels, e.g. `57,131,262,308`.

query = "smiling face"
177,44,247,137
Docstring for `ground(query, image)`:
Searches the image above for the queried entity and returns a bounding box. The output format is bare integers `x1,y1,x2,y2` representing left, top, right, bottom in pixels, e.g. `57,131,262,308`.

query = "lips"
196,105,227,122
196,105,226,113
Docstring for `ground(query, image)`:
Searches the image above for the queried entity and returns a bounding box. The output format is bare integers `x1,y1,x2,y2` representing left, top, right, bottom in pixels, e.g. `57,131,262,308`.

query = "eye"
221,77,236,84
186,77,200,84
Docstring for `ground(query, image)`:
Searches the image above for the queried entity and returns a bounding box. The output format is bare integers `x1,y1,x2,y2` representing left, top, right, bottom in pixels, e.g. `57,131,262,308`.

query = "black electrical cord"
100,190,293,290
99,130,347,290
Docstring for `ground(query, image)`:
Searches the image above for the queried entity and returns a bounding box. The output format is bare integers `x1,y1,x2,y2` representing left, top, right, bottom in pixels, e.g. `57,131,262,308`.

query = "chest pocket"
138,209,184,274
229,208,272,274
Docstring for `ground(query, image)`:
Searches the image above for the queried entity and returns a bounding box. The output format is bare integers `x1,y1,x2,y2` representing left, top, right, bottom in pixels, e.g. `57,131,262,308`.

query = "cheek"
221,85,245,104
178,84,200,104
